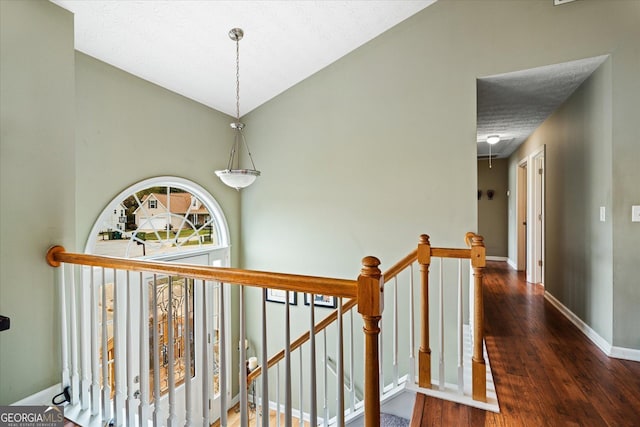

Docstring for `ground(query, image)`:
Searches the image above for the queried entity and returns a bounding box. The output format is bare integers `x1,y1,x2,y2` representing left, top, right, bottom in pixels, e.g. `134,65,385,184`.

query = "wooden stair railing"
46,246,384,427
47,232,486,426
246,232,487,424
416,233,486,401
246,248,418,386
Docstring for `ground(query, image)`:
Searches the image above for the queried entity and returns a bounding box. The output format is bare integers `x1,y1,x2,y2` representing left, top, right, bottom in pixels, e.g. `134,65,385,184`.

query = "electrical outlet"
600,207,606,222
632,205,640,222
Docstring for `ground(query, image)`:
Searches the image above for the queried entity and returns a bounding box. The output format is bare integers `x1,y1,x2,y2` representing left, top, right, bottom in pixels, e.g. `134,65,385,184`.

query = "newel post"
470,234,487,402
357,256,383,427
417,234,432,388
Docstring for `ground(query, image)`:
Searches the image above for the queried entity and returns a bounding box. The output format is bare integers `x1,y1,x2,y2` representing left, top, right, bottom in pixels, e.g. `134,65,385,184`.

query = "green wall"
0,0,243,403
0,0,76,404
478,159,508,257
241,0,640,359
74,52,243,396
1,0,639,406
509,61,614,344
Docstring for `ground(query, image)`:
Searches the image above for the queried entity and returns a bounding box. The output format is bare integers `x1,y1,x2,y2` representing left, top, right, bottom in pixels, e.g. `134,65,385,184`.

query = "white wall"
478,159,508,257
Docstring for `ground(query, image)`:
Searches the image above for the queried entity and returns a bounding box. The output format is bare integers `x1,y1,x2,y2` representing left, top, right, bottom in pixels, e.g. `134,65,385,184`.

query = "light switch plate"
633,205,640,222
600,207,606,222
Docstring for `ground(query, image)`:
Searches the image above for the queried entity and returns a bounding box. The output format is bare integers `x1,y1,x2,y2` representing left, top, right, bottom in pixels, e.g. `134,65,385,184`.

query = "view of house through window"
92,184,221,258
87,178,230,409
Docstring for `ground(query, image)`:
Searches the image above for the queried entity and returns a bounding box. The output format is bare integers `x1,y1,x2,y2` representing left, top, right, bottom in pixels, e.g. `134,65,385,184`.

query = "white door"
533,152,545,284
525,147,545,284
152,248,230,425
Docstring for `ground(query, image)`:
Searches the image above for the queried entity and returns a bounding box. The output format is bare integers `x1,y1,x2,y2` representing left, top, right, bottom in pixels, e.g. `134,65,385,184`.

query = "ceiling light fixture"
486,135,500,169
215,28,260,190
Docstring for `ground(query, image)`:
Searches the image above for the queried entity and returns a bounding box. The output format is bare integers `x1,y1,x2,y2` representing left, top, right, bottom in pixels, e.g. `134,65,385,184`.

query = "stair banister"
357,256,383,427
417,234,432,389
470,234,487,402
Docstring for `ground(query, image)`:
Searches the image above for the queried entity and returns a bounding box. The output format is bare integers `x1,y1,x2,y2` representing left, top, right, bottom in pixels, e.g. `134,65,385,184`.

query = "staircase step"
381,413,410,426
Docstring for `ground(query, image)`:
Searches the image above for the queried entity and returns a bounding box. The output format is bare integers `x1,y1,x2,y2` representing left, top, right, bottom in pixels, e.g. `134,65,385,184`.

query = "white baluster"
114,270,124,426
336,298,344,427
309,295,317,427
167,277,177,427
276,363,281,427
239,285,248,427
285,291,292,427
409,263,416,385
59,264,69,391
185,279,192,426
219,282,227,426
139,272,150,424
379,306,384,398
261,289,269,427
457,259,464,394
90,268,100,415
69,265,80,404
393,277,399,388
80,266,90,410
153,275,162,426
201,280,210,426
101,268,111,422
126,272,136,426
323,329,328,427
439,259,445,391
298,349,303,427
349,308,355,413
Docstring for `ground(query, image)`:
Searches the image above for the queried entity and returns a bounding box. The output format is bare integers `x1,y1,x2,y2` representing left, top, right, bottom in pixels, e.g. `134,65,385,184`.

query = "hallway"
411,261,640,426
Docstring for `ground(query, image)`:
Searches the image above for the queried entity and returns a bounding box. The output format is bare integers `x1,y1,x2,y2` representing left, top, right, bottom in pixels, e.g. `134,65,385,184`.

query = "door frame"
517,158,528,272
524,146,545,284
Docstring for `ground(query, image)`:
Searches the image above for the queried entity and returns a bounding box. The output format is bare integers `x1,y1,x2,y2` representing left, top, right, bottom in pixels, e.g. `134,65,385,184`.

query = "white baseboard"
543,291,640,362
486,256,508,262
12,383,62,406
610,346,640,362
507,258,517,270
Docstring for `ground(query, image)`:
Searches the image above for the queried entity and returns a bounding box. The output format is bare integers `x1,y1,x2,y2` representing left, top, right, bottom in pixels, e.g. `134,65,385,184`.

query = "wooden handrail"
247,248,419,384
46,246,357,299
383,249,417,282
431,247,471,259
247,298,358,384
246,236,482,385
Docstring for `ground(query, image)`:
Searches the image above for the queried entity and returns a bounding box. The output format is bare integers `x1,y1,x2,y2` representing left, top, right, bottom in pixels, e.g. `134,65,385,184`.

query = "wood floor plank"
411,261,640,426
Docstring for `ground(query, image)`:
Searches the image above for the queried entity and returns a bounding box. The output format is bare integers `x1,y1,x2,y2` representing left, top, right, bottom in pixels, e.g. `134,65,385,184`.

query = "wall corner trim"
544,291,614,356
506,259,518,270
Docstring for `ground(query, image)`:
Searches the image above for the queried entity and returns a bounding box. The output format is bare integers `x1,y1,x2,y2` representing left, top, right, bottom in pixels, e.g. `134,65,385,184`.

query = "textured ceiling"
50,0,436,117
477,55,608,159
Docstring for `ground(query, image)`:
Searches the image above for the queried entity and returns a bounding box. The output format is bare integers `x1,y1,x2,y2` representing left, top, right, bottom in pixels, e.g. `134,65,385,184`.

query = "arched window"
86,176,229,258
85,177,230,419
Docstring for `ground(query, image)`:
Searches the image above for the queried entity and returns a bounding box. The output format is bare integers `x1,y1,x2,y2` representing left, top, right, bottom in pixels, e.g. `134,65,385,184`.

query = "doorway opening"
516,147,545,284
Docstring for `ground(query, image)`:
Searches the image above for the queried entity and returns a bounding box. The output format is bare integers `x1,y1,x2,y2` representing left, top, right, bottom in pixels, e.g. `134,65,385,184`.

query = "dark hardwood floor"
411,261,640,426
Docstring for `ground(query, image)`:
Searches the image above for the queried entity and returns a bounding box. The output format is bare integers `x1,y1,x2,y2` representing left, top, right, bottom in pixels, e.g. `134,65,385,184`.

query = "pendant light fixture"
215,28,260,190
486,135,500,169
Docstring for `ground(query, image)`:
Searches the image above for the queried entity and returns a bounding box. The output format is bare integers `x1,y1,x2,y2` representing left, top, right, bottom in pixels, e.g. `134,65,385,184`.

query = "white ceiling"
477,55,607,159
50,0,436,118
50,0,605,160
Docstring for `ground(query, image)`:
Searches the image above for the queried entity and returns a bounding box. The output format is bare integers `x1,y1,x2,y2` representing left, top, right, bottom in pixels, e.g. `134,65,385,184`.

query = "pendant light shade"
215,28,260,190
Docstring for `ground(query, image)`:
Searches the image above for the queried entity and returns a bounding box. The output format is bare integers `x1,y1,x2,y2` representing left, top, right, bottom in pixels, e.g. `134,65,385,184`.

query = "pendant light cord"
235,38,241,121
